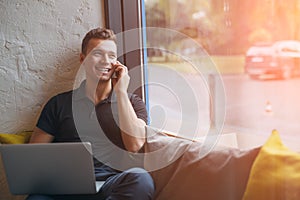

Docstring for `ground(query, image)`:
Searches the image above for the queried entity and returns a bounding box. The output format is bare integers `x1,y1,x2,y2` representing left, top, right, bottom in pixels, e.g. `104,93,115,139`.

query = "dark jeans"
26,168,155,200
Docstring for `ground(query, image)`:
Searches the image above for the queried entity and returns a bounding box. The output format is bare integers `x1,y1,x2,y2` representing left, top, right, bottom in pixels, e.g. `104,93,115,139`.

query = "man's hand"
111,61,130,94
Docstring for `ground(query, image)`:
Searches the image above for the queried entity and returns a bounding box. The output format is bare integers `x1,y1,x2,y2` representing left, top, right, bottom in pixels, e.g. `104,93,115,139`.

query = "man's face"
81,38,117,83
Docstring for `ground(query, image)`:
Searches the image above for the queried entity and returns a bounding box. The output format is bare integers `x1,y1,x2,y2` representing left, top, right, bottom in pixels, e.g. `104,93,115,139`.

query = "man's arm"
29,127,54,143
112,62,146,153
116,91,146,152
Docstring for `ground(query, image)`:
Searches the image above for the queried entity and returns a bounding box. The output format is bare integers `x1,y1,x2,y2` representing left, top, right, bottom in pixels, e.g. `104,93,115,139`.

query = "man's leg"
100,167,155,200
26,167,154,200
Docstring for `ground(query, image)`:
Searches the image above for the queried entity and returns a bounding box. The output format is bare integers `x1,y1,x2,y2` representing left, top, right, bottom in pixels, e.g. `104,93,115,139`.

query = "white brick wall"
0,0,104,133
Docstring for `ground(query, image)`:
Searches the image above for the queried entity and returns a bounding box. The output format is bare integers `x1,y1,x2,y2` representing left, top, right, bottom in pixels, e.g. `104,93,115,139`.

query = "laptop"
0,142,105,195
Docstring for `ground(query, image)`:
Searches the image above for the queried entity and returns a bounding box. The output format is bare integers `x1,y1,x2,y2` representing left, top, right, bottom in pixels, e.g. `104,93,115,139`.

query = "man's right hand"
111,61,130,94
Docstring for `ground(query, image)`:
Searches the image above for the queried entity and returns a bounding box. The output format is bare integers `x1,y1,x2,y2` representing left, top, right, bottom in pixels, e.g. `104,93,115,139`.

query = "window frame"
104,0,148,104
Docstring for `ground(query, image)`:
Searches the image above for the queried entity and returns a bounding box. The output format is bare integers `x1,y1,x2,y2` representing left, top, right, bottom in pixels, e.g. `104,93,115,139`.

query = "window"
105,0,300,144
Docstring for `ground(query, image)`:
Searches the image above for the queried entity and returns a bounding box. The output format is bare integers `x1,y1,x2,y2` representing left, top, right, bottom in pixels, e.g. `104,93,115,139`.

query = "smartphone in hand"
112,71,117,79
111,61,118,79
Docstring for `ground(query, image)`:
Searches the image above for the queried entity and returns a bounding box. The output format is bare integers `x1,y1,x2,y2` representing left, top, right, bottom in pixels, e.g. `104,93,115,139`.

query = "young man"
26,28,155,200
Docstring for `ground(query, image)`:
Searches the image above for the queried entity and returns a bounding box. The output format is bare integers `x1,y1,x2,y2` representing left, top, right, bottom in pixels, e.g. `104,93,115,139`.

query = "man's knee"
101,167,155,199
125,168,155,195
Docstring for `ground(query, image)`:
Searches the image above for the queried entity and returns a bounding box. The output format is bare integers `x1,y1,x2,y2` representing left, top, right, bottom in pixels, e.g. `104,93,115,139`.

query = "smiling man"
26,28,155,200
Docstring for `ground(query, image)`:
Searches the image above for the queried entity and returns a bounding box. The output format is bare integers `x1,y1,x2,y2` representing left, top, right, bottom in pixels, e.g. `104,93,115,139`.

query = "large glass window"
144,0,300,142
105,0,300,145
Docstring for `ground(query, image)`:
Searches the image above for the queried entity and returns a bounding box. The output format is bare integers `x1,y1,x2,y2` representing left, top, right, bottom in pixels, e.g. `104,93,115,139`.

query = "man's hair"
81,27,116,55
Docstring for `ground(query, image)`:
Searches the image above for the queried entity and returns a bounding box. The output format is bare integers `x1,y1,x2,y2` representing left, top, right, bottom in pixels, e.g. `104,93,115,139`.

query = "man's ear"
80,53,85,63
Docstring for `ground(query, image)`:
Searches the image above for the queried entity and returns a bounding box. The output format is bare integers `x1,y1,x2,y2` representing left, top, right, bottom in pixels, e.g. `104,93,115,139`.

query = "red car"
245,40,300,79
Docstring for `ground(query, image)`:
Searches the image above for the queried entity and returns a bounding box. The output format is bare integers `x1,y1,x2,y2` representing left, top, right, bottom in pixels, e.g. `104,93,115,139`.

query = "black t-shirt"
36,81,148,170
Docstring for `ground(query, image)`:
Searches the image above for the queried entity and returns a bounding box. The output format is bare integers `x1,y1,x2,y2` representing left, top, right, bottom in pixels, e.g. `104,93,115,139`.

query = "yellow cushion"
0,131,32,144
242,130,300,200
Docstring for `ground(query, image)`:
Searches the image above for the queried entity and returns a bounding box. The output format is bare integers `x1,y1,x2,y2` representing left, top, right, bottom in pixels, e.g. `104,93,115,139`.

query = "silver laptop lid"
0,142,104,195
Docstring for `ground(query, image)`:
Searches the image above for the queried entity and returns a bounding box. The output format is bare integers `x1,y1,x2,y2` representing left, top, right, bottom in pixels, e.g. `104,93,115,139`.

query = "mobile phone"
111,61,118,78
112,71,117,79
